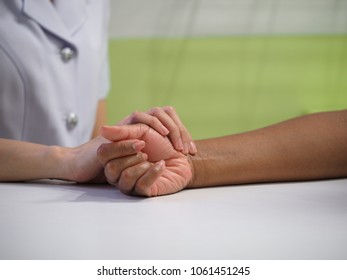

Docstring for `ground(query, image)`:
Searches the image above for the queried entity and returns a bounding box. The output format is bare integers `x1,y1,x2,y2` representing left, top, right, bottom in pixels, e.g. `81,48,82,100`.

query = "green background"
106,35,347,139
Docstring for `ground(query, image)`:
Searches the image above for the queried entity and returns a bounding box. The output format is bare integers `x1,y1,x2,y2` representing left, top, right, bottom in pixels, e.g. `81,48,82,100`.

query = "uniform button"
66,112,78,130
60,46,74,62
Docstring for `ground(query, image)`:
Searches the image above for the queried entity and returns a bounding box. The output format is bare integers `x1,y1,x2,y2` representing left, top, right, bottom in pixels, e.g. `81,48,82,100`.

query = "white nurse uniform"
0,0,110,147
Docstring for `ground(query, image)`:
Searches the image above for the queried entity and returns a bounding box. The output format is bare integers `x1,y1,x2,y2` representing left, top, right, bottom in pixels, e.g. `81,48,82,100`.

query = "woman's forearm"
189,110,347,188
0,139,69,181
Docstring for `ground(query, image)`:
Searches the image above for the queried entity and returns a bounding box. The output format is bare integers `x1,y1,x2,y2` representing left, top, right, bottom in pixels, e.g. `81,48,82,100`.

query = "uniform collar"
21,0,88,44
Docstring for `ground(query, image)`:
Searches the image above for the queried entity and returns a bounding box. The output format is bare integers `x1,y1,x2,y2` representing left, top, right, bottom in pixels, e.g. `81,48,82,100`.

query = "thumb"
100,124,147,142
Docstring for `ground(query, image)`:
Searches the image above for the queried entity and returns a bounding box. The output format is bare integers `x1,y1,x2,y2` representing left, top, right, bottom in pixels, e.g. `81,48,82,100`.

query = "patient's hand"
98,124,192,196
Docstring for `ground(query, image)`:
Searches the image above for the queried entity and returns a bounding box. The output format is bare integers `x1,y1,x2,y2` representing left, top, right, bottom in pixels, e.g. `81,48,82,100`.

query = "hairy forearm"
188,110,347,188
0,139,70,181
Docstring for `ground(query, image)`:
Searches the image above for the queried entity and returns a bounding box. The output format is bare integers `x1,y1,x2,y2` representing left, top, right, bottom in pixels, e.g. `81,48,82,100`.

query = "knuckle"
105,161,121,181
97,144,107,162
138,123,149,136
141,161,152,170
122,168,133,181
164,105,175,113
150,107,162,116
140,114,159,127
130,111,141,121
134,153,143,162
148,117,160,127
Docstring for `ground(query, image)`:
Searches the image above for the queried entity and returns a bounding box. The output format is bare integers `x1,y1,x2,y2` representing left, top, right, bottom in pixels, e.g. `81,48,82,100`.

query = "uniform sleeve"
0,44,25,140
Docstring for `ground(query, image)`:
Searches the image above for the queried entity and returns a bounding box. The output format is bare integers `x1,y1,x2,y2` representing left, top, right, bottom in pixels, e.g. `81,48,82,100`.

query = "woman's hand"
63,136,147,184
118,106,197,155
97,124,193,196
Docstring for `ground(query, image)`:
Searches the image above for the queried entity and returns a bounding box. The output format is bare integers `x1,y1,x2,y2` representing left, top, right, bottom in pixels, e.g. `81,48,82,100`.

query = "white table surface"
0,179,346,260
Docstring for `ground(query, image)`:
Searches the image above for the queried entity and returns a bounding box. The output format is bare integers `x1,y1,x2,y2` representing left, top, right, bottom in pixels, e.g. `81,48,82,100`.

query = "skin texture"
190,109,347,188
99,110,347,197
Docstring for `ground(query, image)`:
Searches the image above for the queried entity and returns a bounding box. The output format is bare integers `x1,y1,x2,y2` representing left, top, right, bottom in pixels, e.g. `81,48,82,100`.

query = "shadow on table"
25,180,147,203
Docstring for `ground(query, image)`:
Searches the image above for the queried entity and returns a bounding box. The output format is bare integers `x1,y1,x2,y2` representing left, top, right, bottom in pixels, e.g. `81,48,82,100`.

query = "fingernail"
139,152,148,161
154,160,165,171
184,142,189,154
161,125,169,135
176,138,184,151
190,141,198,154
132,141,145,151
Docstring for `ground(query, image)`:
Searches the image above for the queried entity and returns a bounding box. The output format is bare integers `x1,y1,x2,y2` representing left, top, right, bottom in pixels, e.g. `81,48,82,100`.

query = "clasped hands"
98,107,196,197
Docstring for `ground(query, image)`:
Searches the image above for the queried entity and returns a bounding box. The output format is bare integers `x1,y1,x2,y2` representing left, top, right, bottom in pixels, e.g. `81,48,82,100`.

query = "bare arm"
92,99,107,139
189,110,347,188
0,137,106,182
0,139,71,181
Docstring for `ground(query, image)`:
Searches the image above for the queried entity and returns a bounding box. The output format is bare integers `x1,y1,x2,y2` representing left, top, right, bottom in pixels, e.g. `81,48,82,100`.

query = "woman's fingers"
104,153,148,185
97,139,145,166
117,161,152,195
133,160,165,197
124,111,170,135
147,107,184,152
161,106,197,154
117,106,197,155
100,124,148,142
115,160,165,197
